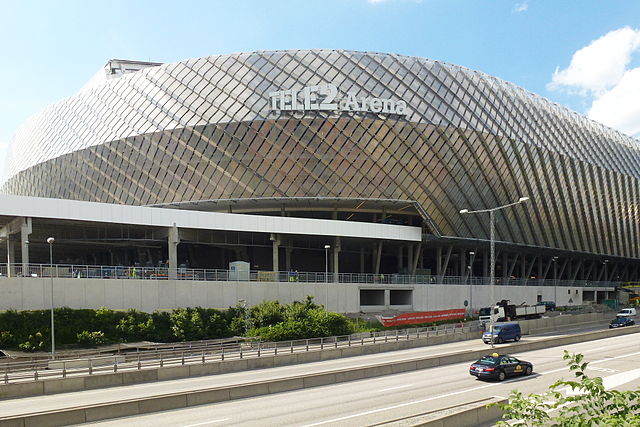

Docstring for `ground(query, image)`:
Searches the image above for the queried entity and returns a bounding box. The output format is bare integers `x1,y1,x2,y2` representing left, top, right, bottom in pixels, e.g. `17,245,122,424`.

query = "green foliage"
490,350,640,426
0,296,355,349
116,310,154,342
247,297,354,341
76,331,106,346
0,330,15,347
250,301,285,328
18,332,46,352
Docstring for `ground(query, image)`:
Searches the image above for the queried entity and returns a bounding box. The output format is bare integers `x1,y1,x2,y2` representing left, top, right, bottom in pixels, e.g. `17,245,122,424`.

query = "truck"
478,300,546,324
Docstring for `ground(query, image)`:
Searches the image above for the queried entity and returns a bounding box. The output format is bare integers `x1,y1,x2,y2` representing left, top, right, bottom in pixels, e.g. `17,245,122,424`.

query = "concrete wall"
0,277,612,313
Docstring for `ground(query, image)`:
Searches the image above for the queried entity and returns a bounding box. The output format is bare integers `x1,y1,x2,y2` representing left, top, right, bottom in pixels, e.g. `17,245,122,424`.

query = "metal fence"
0,322,479,385
0,263,621,288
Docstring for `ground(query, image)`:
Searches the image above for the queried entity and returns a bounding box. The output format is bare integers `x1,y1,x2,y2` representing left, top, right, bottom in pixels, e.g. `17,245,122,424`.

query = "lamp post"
460,196,529,348
324,244,330,307
47,237,55,359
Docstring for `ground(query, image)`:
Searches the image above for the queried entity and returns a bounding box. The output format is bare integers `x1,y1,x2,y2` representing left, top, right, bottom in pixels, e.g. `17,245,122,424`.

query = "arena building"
0,49,633,312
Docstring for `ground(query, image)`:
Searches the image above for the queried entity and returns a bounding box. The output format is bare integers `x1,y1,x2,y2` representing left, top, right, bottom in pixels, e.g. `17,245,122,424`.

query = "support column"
7,237,14,277
21,217,32,274
168,224,180,280
411,243,421,275
360,248,365,274
375,241,383,275
270,233,280,273
408,245,414,273
397,246,403,273
333,236,341,282
285,247,292,272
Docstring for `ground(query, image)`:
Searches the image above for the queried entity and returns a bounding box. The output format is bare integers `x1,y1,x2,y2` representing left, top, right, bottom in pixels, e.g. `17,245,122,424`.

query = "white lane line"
182,418,229,427
378,384,414,393
303,348,640,427
301,381,499,426
538,350,640,376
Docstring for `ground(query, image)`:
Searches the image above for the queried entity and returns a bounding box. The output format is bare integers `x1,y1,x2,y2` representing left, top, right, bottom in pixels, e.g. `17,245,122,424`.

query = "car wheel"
514,335,521,342
498,370,506,381
496,337,503,344
525,366,532,376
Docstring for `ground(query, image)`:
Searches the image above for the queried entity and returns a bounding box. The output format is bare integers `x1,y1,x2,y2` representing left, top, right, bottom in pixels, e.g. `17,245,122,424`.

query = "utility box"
229,261,250,281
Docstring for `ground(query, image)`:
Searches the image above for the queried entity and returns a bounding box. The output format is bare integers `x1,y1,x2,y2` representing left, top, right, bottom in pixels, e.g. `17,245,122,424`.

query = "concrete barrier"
0,315,617,400
382,397,507,427
1,327,637,426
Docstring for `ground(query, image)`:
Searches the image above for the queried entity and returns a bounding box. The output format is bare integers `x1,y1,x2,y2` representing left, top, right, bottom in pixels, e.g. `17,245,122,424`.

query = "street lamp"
324,244,330,307
459,196,529,348
47,237,55,359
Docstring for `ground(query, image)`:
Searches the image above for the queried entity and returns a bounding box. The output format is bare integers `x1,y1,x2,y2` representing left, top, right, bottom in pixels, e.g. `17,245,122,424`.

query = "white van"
616,308,637,317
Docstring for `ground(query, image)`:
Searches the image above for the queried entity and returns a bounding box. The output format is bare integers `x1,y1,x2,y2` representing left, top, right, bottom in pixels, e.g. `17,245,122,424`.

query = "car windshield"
475,356,500,365
492,325,503,332
478,307,491,316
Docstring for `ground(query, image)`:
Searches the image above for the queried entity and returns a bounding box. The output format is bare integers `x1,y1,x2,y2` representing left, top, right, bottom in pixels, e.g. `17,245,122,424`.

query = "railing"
0,263,621,288
0,323,479,385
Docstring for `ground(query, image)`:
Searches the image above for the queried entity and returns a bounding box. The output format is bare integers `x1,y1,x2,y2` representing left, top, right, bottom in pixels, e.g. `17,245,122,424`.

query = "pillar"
397,246,403,272
6,237,14,277
21,217,32,274
285,246,292,271
407,245,414,275
360,248,365,274
375,241,383,275
168,224,180,279
270,233,280,272
333,236,341,282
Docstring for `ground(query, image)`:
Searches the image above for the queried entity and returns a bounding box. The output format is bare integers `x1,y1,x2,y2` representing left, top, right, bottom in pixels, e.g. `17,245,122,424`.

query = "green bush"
76,331,107,346
246,298,354,341
18,332,46,352
0,296,356,349
116,309,154,342
0,330,15,347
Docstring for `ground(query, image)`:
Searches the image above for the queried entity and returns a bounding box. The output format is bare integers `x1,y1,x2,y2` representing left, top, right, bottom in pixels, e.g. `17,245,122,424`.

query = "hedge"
0,297,357,351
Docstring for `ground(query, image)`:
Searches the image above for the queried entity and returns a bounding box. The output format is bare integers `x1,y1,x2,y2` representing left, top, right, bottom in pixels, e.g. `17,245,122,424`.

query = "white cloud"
548,27,640,138
513,2,528,13
588,67,640,137
548,27,640,96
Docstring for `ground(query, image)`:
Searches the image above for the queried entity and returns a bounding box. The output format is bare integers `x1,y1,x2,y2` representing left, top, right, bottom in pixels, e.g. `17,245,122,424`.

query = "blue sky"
1,0,639,178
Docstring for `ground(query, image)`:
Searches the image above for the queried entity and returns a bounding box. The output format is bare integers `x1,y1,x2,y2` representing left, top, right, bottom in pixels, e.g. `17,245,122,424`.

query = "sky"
1,0,639,179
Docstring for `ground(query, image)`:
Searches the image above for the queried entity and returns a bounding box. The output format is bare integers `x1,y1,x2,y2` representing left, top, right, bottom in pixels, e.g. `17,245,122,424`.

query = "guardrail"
1,322,480,385
0,263,621,287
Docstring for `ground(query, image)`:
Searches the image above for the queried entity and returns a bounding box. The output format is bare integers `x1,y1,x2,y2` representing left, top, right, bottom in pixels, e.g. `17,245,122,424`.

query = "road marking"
538,350,640,376
182,418,229,426
378,384,414,392
301,381,501,426
588,366,618,373
304,348,640,427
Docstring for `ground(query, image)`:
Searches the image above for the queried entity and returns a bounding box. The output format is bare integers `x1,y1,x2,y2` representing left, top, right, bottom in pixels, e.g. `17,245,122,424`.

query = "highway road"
75,328,640,426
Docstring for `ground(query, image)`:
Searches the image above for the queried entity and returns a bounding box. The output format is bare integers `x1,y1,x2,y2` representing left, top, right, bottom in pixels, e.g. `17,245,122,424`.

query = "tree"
491,350,640,426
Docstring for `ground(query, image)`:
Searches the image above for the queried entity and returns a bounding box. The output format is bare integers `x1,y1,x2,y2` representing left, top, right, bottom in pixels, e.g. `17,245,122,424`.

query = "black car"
469,353,533,381
609,316,635,328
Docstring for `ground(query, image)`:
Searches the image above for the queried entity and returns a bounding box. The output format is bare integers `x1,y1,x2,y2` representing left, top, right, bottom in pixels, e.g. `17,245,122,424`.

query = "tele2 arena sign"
269,83,408,116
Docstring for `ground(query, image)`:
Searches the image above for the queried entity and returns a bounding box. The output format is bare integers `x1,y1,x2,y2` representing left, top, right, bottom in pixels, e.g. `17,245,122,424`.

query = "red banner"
375,309,465,327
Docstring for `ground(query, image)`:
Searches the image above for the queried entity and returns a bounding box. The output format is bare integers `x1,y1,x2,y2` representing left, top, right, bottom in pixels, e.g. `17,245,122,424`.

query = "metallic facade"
3,49,640,262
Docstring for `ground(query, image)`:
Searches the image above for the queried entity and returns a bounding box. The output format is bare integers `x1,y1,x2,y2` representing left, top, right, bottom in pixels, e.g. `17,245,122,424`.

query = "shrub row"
0,297,358,351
